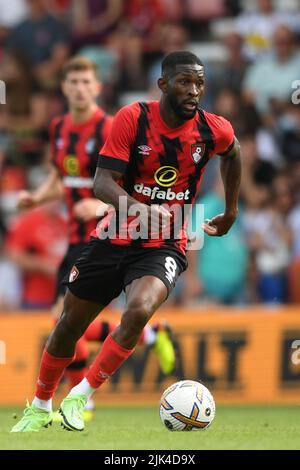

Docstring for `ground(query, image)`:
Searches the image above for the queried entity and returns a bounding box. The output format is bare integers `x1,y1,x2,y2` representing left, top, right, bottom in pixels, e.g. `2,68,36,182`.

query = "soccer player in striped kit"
12,51,241,432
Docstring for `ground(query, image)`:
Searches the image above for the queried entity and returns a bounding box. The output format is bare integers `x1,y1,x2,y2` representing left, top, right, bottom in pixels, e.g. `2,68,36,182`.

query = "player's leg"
84,317,172,367
11,291,104,433
59,276,168,431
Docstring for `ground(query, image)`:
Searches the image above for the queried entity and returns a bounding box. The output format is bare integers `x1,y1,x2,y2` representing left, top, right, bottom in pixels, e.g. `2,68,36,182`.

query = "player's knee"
54,312,85,341
122,299,155,333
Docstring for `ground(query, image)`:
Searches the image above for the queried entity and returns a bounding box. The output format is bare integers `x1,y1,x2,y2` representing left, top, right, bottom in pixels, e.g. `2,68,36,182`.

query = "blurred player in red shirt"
7,203,67,309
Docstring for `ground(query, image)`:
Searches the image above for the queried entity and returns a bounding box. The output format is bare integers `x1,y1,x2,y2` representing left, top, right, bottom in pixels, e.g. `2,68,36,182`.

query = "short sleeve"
101,115,114,143
98,104,139,174
212,115,235,156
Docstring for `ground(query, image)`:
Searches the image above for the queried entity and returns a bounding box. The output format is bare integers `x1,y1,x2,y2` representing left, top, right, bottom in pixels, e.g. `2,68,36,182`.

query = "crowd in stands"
0,0,300,309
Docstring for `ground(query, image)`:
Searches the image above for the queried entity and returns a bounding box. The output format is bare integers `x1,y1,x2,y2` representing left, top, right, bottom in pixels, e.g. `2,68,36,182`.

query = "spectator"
235,0,296,59
214,88,260,138
277,102,300,164
148,23,189,98
0,232,22,310
7,0,70,89
184,174,249,305
0,0,28,43
242,25,300,118
71,0,123,51
159,0,184,22
109,0,165,89
213,32,250,94
184,0,226,39
6,203,68,309
0,51,50,167
239,133,278,209
244,174,292,304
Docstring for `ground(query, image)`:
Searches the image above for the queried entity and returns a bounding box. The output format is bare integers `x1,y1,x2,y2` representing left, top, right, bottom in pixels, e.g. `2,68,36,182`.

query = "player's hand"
73,198,108,222
202,212,237,237
17,191,38,211
147,204,172,233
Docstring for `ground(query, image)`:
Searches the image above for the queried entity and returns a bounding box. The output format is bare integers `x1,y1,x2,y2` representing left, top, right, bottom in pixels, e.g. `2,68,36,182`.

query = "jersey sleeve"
98,104,139,174
209,114,235,156
101,115,114,142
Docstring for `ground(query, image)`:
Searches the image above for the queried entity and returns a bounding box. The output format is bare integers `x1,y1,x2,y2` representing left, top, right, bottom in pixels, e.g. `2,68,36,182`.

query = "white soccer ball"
159,380,215,431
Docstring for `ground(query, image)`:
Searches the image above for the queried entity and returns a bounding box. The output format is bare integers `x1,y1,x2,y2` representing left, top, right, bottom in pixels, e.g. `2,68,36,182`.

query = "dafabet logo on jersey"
134,166,190,201
154,166,178,187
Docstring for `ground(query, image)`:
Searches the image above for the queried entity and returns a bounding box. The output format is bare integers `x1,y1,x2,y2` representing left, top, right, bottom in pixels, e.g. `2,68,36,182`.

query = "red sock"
84,320,116,342
64,337,89,388
35,350,74,400
73,336,89,362
86,334,134,388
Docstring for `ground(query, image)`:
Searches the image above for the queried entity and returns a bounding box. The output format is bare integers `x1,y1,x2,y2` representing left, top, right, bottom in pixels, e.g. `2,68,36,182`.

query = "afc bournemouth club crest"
69,266,79,283
191,143,206,164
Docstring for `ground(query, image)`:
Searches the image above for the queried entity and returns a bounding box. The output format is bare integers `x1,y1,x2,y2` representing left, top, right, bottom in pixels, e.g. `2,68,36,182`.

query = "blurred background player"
16,56,176,418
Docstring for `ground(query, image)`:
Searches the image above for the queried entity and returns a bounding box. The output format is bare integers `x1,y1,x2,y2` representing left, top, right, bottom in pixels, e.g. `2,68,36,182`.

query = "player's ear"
158,77,168,94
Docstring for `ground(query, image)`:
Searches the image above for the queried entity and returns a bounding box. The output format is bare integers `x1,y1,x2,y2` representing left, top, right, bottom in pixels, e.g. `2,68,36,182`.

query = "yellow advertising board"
0,308,300,405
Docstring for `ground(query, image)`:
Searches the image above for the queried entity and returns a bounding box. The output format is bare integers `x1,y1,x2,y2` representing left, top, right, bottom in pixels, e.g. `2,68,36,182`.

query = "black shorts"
63,238,187,306
55,243,87,300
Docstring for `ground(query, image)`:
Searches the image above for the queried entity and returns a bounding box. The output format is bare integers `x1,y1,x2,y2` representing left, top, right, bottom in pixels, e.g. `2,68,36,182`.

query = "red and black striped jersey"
49,108,113,244
95,101,235,254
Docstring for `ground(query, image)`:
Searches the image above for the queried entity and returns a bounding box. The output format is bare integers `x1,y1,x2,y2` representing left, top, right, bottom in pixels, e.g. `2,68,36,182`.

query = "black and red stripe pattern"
49,108,113,244
95,101,234,253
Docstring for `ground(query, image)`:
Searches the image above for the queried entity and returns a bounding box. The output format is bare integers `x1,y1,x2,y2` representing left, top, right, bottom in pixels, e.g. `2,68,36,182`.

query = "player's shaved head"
161,51,203,77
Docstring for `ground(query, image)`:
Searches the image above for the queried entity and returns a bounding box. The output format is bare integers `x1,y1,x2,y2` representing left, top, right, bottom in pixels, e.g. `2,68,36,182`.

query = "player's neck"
70,104,98,125
159,98,187,129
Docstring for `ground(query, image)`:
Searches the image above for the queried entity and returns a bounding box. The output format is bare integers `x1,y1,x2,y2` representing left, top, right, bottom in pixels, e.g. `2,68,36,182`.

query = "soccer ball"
159,380,215,431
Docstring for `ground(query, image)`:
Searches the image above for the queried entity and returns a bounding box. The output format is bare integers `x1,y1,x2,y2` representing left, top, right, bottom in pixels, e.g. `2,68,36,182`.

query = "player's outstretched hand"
202,212,237,237
17,190,37,211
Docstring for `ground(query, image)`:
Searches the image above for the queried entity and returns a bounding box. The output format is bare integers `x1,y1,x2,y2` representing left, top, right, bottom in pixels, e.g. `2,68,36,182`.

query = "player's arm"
18,164,64,211
94,168,145,212
203,137,241,237
94,167,171,231
73,198,108,222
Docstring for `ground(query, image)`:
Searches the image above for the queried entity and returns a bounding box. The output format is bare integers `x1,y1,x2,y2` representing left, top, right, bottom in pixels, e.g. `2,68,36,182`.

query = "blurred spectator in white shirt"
243,25,300,118
235,0,296,59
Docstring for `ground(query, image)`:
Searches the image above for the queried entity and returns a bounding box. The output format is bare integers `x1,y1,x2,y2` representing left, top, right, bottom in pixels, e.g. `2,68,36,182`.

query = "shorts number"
165,257,177,284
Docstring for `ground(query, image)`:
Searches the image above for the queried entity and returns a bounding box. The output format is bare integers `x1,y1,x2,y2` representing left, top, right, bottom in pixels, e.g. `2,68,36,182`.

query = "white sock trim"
69,377,96,400
32,397,52,412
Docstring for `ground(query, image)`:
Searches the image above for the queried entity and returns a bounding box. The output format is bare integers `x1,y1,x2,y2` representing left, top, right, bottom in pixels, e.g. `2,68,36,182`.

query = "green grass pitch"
1,405,300,450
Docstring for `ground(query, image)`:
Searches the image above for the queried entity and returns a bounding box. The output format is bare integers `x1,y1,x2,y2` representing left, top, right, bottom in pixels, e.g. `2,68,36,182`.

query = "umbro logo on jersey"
69,266,79,283
191,143,206,164
138,145,152,156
